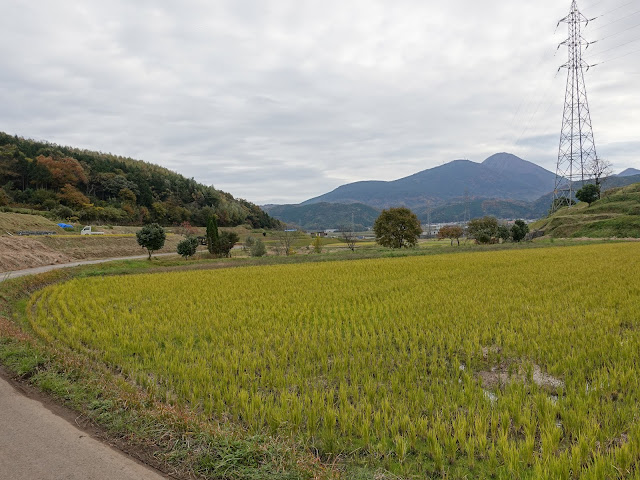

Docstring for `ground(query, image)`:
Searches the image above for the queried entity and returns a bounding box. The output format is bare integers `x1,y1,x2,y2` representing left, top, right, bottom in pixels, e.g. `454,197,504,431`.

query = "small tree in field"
511,219,530,243
250,237,267,257
178,221,198,237
312,236,323,253
373,207,422,248
177,236,199,259
589,157,613,194
576,184,600,207
218,231,240,258
497,225,511,243
437,225,463,246
136,223,166,259
275,227,296,256
339,227,358,252
467,216,499,244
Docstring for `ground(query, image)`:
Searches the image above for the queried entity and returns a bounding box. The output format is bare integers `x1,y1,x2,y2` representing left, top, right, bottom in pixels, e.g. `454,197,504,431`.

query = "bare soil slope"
0,235,183,272
0,237,71,272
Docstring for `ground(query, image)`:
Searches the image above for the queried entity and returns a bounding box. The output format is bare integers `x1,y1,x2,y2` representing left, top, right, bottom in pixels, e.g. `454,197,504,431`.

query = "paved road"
0,255,184,477
0,370,168,480
0,253,179,282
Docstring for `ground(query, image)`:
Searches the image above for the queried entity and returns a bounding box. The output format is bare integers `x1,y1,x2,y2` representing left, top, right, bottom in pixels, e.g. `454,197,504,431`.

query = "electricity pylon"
553,0,598,211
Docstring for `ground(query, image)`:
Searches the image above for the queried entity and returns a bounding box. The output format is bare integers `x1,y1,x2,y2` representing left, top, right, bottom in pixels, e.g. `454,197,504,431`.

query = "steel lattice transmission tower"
553,0,598,211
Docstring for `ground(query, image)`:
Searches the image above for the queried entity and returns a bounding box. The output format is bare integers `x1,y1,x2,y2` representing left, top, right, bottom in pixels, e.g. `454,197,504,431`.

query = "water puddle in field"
477,361,565,395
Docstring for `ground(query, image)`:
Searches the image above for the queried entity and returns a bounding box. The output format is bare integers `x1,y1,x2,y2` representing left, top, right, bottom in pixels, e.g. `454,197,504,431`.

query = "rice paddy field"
29,243,640,478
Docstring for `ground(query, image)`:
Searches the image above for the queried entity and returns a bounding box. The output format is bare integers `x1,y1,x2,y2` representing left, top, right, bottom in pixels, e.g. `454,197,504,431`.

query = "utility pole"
426,201,432,239
553,0,598,211
464,189,470,224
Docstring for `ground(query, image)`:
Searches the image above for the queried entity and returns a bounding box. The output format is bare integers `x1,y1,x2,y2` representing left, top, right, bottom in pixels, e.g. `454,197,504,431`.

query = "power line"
587,8,640,31
586,36,640,59
595,20,640,42
514,78,559,146
582,0,608,11
507,51,559,139
592,0,635,19
593,46,640,65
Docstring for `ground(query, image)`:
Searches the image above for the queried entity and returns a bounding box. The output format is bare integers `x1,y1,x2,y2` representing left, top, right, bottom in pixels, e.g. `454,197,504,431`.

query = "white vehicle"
80,226,105,235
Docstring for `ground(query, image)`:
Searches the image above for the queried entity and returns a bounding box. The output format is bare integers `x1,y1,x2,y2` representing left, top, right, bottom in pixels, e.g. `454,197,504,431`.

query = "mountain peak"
482,153,527,171
482,152,553,177
618,168,640,177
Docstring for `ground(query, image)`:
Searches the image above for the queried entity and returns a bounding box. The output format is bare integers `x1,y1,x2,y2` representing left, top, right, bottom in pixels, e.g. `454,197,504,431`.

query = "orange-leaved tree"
438,225,464,246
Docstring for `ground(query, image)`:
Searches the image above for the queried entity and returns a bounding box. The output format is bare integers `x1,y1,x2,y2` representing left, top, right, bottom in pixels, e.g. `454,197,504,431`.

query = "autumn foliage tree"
438,225,464,246
58,183,90,208
36,155,87,188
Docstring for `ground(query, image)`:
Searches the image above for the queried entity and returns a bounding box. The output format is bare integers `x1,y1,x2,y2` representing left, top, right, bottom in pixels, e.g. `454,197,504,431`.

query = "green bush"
136,223,166,259
250,238,267,257
177,236,199,259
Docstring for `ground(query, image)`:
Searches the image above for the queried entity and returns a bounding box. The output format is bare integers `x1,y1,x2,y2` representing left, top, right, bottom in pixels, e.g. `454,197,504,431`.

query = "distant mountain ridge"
265,155,640,228
302,153,557,210
263,202,380,231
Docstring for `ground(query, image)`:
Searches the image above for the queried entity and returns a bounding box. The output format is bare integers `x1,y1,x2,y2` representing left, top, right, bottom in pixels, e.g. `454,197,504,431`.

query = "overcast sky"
1,1,638,204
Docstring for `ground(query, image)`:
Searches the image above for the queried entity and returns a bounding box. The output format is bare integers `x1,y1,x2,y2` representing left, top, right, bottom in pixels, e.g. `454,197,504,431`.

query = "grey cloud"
0,0,637,204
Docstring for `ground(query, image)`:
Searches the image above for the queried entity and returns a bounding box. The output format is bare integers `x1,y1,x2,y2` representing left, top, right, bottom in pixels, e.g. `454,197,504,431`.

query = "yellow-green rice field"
29,243,640,477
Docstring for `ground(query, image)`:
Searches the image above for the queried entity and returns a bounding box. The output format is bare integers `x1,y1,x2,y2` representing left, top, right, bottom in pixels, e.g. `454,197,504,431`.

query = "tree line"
372,207,531,248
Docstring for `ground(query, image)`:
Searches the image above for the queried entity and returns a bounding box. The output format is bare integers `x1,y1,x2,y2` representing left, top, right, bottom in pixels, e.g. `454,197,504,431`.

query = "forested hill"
0,132,279,228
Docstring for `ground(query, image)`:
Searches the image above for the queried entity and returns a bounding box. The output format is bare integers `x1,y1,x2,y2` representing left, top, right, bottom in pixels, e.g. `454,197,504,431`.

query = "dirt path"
0,253,179,282
0,368,169,480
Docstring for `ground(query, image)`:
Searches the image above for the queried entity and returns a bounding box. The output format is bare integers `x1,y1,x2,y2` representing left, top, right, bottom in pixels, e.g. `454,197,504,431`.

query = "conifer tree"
206,215,220,255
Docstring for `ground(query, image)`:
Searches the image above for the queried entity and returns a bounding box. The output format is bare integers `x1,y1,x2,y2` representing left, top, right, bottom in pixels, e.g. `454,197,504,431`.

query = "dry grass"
0,212,63,234
37,234,184,260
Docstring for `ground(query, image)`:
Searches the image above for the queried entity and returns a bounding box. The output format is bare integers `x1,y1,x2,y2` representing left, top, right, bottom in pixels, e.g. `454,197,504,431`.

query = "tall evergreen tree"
206,215,220,255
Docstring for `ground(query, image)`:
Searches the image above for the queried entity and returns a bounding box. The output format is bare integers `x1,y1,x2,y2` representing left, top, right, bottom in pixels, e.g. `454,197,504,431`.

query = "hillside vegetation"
0,132,279,228
534,182,640,238
264,202,380,231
